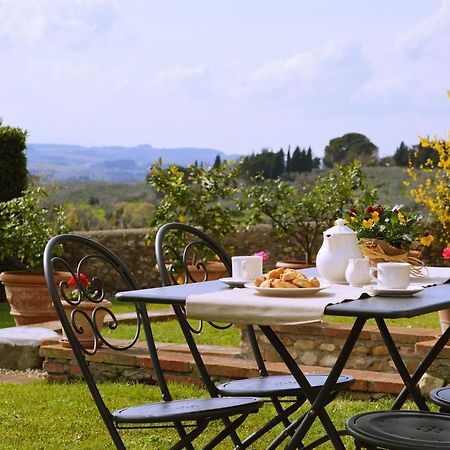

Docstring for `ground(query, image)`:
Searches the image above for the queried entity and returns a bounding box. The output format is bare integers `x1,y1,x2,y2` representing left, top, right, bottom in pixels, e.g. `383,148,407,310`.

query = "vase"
59,299,112,349
0,270,71,326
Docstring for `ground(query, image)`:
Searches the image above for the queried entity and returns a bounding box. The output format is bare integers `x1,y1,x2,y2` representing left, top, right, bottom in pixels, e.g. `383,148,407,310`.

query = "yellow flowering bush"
405,91,450,248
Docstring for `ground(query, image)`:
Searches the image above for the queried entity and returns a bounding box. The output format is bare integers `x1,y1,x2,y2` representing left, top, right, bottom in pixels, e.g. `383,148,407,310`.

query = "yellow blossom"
419,234,434,246
178,214,186,223
371,211,380,223
397,211,405,223
362,218,374,228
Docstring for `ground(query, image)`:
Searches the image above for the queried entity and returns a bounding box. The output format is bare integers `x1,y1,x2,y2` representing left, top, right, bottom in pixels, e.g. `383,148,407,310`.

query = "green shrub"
0,187,70,271
241,162,372,263
0,118,28,202
146,159,243,248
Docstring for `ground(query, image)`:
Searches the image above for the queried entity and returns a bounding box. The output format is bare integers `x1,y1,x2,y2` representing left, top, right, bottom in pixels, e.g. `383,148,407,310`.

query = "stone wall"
79,226,317,289
239,321,450,382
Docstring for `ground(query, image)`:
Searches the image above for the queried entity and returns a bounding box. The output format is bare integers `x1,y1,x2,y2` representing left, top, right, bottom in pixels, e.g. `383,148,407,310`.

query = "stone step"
0,309,175,371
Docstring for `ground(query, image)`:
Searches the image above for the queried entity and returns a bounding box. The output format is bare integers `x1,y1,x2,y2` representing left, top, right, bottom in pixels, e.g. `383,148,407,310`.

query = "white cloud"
226,38,371,110
144,64,210,91
356,1,450,111
0,0,117,45
397,0,450,60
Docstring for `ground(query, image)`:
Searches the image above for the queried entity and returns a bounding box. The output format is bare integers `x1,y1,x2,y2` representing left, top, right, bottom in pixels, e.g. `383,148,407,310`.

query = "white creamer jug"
345,258,371,286
316,218,363,283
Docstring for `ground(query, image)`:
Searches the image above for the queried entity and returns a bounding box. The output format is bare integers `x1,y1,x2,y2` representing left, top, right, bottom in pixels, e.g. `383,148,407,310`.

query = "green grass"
0,379,432,450
325,311,441,329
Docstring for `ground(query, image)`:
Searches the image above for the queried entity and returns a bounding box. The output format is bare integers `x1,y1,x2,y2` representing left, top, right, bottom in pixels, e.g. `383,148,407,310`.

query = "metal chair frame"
44,234,262,450
155,222,355,448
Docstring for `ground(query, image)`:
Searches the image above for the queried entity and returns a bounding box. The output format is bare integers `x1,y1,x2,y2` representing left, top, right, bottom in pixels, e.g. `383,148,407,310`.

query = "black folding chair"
155,222,355,448
346,409,450,449
44,234,263,450
430,386,450,413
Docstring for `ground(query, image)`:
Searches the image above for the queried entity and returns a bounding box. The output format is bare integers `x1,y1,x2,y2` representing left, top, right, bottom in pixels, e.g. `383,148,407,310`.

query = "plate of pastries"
244,267,330,297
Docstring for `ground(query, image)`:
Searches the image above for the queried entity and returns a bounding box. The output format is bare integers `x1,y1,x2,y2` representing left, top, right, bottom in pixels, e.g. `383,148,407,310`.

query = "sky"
0,0,449,158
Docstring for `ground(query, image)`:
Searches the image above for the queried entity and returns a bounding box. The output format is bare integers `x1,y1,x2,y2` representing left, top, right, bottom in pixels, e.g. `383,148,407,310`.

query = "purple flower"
253,250,269,261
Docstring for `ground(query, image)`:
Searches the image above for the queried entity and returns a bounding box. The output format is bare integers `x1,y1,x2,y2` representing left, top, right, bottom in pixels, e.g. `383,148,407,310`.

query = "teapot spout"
324,234,334,252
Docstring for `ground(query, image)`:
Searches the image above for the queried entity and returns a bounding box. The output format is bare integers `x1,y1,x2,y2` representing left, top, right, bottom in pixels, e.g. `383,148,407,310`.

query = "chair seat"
346,410,450,450
112,396,263,424
430,387,450,412
217,374,354,397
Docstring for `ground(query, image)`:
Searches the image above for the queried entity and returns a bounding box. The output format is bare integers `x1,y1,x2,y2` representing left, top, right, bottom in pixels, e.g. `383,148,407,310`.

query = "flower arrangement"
343,191,433,269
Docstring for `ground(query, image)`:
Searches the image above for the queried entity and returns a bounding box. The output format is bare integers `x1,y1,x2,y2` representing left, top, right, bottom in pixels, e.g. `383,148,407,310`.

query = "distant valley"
27,143,241,182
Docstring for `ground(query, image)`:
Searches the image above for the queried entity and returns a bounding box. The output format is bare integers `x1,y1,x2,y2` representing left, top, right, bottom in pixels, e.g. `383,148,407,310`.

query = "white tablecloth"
185,267,450,325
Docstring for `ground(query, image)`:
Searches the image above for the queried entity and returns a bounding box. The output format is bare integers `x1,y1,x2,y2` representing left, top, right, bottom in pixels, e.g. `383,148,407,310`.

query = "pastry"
253,268,320,289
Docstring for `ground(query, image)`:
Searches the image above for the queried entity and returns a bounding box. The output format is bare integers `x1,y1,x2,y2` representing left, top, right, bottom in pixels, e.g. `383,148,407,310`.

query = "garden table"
116,268,450,449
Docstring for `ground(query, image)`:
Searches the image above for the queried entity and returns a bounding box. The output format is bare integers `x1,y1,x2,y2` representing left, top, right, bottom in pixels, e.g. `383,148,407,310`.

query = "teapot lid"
324,218,357,236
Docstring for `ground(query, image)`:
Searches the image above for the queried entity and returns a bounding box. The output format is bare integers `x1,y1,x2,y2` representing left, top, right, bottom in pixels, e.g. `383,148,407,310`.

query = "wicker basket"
359,239,424,276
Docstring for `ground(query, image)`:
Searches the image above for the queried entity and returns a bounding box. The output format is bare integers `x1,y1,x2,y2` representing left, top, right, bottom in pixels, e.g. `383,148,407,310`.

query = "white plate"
219,277,253,287
363,285,424,297
244,283,331,297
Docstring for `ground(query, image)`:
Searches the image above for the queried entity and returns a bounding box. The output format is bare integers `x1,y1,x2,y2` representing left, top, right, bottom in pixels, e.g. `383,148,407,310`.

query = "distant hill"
27,143,242,182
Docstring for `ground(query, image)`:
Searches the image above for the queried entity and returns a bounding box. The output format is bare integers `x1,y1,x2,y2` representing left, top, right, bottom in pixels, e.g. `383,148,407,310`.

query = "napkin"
186,283,367,325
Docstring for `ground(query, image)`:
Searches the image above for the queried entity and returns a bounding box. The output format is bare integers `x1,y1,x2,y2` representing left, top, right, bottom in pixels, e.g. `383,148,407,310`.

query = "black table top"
116,279,450,320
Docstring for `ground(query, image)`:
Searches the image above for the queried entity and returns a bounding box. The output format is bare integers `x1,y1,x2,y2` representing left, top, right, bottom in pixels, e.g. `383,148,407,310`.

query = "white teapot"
316,218,363,283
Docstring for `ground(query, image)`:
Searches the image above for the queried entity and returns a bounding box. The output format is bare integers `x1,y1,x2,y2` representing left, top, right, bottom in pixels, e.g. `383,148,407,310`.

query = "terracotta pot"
60,299,112,349
438,309,450,333
187,261,228,282
276,260,316,270
0,271,71,326
159,261,228,283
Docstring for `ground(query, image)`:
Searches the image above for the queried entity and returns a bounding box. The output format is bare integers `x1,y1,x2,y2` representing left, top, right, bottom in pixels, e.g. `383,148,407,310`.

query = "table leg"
260,317,365,449
376,318,429,410
392,320,450,409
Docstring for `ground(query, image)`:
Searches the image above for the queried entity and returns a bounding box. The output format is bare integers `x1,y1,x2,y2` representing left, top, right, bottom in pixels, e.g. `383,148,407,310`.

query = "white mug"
231,256,263,281
370,262,411,289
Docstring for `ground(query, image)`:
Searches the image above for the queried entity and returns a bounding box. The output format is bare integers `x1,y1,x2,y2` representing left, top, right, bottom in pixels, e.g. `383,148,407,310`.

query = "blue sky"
0,0,448,157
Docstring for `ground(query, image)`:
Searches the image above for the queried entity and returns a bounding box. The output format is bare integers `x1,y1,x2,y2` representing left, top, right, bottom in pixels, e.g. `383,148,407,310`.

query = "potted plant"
146,159,243,281
342,190,434,275
241,162,371,266
0,187,70,325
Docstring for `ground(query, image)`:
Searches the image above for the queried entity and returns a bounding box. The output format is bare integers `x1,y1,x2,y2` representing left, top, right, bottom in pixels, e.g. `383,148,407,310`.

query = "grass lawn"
0,379,432,449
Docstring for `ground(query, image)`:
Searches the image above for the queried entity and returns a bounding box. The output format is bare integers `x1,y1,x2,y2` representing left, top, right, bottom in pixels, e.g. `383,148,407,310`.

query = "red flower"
68,273,89,287
443,248,450,259
348,207,357,217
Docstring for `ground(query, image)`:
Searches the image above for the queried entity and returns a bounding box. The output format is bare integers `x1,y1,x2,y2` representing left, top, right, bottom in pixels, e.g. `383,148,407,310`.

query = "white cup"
231,256,263,281
370,262,411,289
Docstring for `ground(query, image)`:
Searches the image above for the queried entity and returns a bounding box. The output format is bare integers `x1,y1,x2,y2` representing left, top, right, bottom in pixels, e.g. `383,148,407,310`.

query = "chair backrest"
43,234,174,415
155,222,232,286
155,222,270,379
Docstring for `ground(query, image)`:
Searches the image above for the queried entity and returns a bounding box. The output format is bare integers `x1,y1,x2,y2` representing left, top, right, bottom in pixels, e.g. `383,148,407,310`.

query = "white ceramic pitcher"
345,258,371,286
316,218,363,283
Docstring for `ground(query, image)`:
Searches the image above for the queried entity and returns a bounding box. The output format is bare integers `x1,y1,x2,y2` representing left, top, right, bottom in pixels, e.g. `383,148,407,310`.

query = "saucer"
219,277,253,287
363,284,424,297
